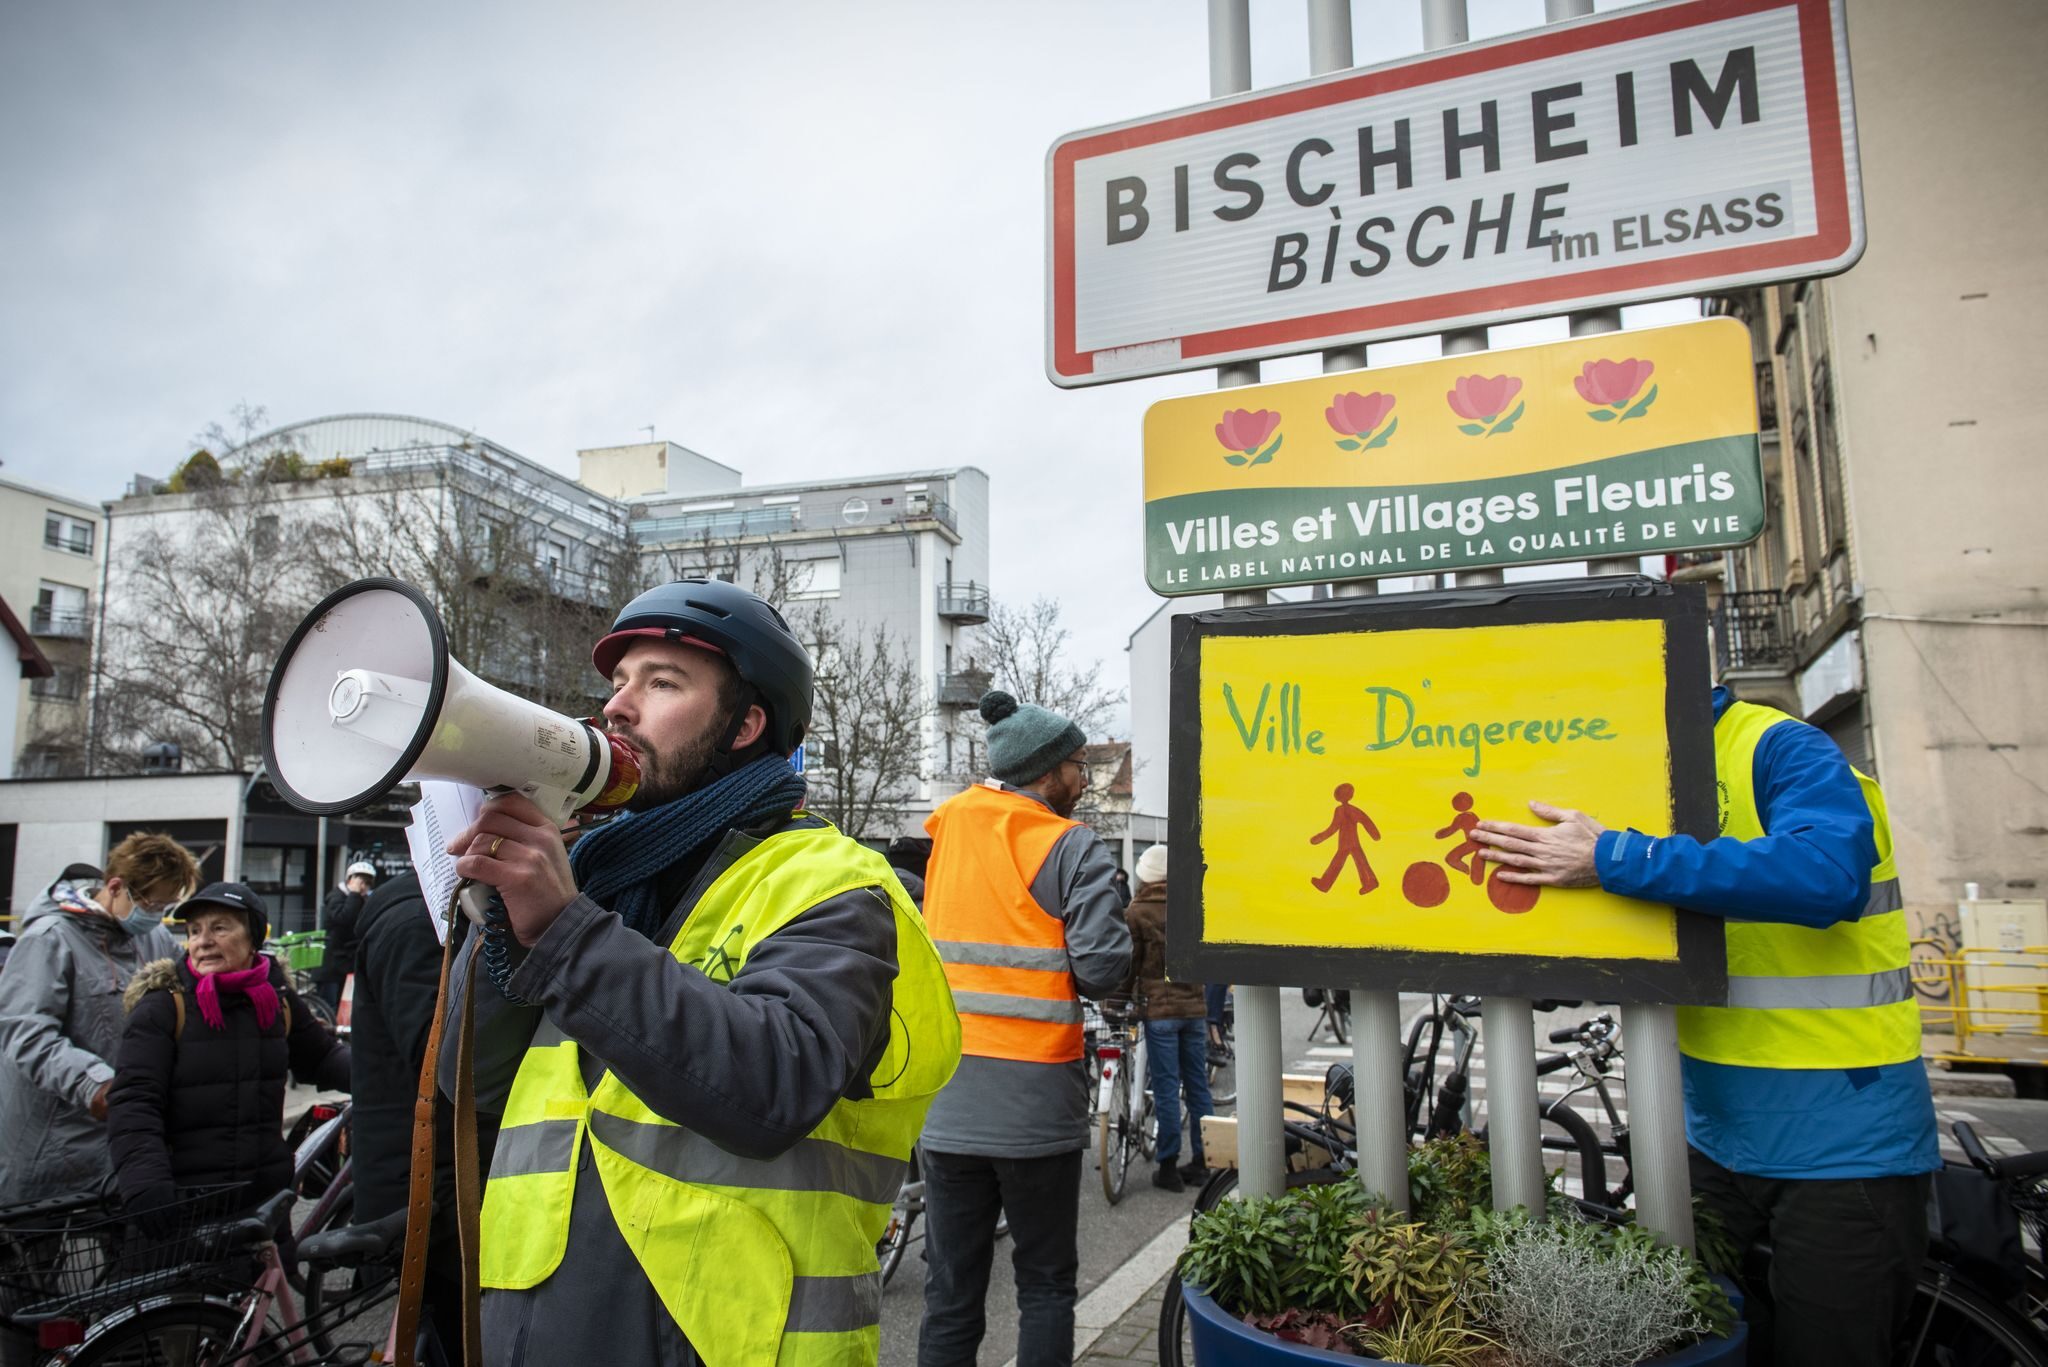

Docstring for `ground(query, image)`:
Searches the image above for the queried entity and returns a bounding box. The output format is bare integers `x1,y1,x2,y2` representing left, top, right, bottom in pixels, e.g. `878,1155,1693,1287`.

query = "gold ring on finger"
489,836,505,857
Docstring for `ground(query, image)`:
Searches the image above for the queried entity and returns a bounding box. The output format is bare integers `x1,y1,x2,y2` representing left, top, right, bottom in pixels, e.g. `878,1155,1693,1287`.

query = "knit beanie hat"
980,691,1086,785
1135,844,1169,887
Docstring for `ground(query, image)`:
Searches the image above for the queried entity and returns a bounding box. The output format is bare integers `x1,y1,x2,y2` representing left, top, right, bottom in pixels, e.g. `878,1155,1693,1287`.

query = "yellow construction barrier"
1914,939,2048,1069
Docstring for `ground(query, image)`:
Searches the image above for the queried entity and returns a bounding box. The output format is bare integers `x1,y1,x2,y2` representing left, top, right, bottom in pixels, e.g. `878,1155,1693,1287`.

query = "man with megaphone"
422,579,961,1366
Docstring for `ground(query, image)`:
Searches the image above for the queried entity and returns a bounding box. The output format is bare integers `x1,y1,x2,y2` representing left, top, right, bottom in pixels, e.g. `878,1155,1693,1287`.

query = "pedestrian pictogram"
1308,783,1381,894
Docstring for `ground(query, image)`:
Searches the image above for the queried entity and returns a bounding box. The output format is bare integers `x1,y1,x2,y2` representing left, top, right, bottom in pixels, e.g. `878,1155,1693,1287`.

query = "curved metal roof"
227,413,511,463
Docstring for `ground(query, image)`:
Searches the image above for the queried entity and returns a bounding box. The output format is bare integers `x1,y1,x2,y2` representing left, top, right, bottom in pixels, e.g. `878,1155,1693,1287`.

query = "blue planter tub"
1182,1280,1748,1366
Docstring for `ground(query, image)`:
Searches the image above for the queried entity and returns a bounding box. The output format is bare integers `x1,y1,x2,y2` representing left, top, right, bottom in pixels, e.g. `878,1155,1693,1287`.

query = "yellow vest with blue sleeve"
1677,701,1918,1069
478,820,961,1367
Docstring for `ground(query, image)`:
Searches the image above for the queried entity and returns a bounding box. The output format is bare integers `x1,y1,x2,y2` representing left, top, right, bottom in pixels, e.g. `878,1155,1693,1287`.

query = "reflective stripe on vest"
1677,702,1920,1069
924,783,1086,1063
477,820,962,1367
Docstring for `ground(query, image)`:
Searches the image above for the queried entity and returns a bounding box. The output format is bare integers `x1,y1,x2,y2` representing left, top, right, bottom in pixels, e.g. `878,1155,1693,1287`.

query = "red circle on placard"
1403,862,1450,908
1487,869,1540,914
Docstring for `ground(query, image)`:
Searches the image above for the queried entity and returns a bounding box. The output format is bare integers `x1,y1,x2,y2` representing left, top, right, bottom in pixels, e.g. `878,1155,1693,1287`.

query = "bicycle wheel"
298,1185,355,1356
1900,1263,2048,1366
300,988,339,1035
63,1297,248,1366
1100,1066,1134,1205
1207,1038,1236,1109
1537,1101,1614,1208
877,1154,917,1287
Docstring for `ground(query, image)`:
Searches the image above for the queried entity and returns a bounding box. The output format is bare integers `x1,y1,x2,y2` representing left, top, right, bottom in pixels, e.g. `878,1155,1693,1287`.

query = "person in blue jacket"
1473,684,1936,1367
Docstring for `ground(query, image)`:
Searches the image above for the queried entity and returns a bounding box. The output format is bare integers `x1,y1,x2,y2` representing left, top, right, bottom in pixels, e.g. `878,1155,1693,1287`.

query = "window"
32,582,89,638
787,559,842,601
44,513,93,556
252,515,280,556
30,665,83,701
1810,358,1847,552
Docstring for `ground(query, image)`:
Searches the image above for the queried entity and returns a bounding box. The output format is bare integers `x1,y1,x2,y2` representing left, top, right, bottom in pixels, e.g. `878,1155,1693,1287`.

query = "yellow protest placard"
1170,582,1723,1002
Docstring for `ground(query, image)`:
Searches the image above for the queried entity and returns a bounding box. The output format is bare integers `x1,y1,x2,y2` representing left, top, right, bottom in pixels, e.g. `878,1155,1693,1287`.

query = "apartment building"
1710,0,2048,904
0,412,996,914
0,474,104,779
582,438,993,831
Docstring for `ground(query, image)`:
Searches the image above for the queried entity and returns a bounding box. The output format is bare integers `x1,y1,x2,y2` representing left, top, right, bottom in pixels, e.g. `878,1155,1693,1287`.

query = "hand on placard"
447,794,579,947
1472,801,1606,889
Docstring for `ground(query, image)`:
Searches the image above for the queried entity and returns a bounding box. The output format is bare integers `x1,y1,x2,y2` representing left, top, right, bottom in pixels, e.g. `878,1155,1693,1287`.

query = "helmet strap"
701,684,763,782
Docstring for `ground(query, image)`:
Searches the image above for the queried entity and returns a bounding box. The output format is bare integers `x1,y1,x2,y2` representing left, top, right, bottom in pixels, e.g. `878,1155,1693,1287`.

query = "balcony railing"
900,499,957,534
936,581,991,624
936,669,994,708
29,671,81,701
44,530,93,555
29,606,90,639
634,506,799,543
1713,589,1794,674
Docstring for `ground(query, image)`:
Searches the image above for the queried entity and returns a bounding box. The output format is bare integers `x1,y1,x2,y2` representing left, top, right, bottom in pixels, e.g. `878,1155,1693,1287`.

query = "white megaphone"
262,578,639,824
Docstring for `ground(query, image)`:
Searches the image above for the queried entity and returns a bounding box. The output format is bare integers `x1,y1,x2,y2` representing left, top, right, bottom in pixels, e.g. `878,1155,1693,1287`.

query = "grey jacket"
442,814,904,1367
0,883,180,1202
919,785,1132,1159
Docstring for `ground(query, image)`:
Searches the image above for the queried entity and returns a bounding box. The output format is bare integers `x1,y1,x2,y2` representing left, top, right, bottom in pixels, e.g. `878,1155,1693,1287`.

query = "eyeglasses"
1064,757,1092,788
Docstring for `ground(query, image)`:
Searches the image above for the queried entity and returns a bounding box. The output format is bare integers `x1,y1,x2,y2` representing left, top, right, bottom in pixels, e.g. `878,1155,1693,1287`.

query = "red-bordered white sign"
1046,0,1859,387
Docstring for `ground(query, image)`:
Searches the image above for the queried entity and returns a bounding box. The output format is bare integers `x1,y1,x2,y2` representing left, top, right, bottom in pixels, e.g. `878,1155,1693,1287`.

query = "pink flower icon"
1214,408,1283,467
1446,375,1525,437
1575,358,1659,422
1325,392,1398,451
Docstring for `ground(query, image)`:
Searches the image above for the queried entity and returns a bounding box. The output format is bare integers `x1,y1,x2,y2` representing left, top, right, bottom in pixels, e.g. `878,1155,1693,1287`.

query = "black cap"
172,881,271,947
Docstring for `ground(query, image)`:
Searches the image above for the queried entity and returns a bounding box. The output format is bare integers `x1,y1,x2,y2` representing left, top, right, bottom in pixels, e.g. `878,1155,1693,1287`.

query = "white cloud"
2,0,1657,714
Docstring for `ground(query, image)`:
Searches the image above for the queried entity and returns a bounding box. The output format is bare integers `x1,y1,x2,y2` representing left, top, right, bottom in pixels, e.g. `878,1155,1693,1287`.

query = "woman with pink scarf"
107,882,350,1221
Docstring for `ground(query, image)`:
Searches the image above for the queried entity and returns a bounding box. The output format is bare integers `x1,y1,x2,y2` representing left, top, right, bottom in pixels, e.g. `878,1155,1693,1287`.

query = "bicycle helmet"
592,579,814,757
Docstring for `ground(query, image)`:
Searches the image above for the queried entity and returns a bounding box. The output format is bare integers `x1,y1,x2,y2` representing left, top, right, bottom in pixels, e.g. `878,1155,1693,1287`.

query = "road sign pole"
1307,0,1408,1212
1527,0,1696,1252
1209,0,1288,1205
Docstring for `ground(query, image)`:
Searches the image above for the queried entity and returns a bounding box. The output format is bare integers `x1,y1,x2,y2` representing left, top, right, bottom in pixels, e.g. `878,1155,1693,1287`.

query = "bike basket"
0,1184,249,1323
2010,1173,2048,1257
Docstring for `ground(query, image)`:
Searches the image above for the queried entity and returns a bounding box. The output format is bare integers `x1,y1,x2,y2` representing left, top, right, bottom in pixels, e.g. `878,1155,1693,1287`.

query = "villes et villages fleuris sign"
1140,318,1762,596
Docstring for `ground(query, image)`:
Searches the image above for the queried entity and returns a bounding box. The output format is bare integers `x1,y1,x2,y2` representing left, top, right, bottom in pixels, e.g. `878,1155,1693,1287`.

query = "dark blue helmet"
592,579,813,756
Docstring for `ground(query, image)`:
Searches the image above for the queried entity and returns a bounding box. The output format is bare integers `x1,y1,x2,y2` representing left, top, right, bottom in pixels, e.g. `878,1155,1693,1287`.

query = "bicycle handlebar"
1547,1026,1581,1044
1953,1120,2048,1181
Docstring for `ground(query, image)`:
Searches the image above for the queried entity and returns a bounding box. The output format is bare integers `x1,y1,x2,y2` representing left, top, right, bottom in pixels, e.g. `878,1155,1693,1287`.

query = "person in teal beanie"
919,691,1132,1367
982,691,1088,786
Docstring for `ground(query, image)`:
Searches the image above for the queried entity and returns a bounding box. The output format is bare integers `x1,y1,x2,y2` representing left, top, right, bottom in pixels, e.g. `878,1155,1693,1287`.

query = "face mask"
117,905,167,936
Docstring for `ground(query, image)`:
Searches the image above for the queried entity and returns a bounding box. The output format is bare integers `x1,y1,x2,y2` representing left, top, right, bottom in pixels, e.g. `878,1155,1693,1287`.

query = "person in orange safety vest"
916,691,1132,1367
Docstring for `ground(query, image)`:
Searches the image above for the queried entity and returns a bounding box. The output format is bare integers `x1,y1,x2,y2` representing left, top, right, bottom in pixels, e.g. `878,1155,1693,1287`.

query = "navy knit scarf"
568,753,808,938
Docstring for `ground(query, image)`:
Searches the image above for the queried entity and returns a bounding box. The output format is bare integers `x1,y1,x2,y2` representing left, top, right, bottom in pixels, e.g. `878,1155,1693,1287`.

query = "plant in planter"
1475,1216,1735,1367
1177,1148,1740,1365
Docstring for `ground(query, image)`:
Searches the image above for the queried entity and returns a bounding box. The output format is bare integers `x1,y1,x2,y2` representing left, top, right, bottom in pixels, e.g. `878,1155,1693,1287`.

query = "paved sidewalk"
1076,1271,1174,1366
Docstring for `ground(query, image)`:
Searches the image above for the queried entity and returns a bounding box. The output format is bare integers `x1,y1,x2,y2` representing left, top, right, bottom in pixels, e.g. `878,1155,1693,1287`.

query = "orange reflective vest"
924,782,1084,1064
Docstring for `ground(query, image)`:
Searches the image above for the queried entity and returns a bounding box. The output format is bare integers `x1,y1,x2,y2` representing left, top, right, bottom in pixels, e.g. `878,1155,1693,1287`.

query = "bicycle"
1302,987,1349,1045
40,1188,412,1366
1095,998,1155,1204
1207,990,1235,1109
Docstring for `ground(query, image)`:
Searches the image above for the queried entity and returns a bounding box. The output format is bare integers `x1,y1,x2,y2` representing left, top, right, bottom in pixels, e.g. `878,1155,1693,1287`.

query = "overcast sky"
0,0,1687,726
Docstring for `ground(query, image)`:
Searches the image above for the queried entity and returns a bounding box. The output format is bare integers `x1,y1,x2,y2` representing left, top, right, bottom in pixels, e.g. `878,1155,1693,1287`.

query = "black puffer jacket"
107,955,351,1210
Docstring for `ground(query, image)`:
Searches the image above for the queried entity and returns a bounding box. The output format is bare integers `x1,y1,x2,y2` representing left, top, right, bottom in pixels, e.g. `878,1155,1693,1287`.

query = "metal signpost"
1046,0,1861,1248
1048,0,1862,388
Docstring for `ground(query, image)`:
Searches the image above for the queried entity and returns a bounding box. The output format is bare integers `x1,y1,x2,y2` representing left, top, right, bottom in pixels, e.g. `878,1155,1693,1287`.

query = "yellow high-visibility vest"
478,820,961,1366
1677,701,1918,1069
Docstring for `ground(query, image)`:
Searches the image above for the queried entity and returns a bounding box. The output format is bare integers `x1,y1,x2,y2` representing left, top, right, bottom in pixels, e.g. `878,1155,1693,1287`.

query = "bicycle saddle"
299,1206,409,1267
